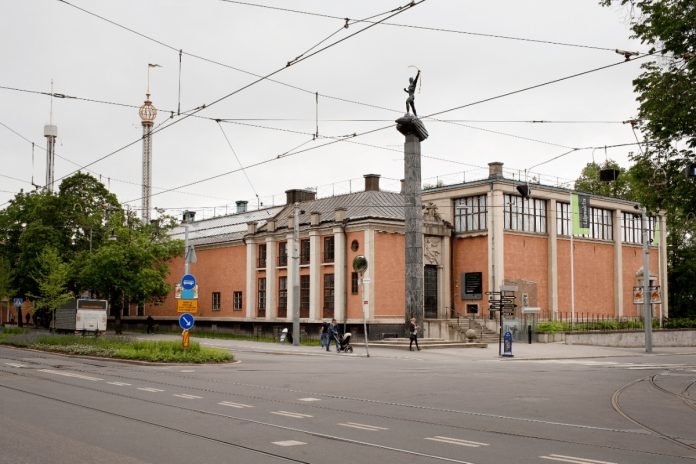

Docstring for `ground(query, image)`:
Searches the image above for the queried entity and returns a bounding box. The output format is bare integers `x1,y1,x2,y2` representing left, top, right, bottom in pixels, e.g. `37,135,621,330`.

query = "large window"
323,236,334,263
300,275,310,318
233,291,243,311
212,292,221,311
278,241,288,267
591,207,614,241
323,273,334,317
622,212,656,244
300,239,310,265
454,195,487,232
504,194,546,233
257,278,266,317
278,276,288,317
351,272,359,295
557,202,614,240
258,244,267,268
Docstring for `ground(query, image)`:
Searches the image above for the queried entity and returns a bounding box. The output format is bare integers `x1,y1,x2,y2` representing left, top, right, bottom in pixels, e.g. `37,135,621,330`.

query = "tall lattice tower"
138,92,157,223
44,82,57,192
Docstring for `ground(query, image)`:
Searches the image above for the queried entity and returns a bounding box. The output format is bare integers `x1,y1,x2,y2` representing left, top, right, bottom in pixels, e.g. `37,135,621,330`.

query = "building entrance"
424,264,438,318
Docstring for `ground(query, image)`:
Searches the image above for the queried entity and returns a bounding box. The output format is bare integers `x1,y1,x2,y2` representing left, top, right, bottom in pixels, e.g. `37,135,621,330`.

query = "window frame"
454,195,488,233
323,236,335,263
233,291,243,311
212,291,221,311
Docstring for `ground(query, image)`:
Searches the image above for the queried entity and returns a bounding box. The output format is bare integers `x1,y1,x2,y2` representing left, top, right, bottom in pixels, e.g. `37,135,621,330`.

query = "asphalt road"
1,341,696,464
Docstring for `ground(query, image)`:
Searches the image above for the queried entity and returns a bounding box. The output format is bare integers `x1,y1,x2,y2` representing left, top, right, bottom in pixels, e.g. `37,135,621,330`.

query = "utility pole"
642,208,653,353
292,203,300,346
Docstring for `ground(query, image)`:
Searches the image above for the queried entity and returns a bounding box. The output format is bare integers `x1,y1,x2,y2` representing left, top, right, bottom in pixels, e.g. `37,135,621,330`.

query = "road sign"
12,298,23,307
180,285,198,300
177,299,198,313
181,274,196,290
179,313,195,330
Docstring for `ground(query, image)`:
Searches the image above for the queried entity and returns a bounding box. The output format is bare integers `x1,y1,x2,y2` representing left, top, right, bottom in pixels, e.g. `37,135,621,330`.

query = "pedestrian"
319,320,330,349
326,318,340,352
408,317,421,351
25,312,31,326
146,315,155,334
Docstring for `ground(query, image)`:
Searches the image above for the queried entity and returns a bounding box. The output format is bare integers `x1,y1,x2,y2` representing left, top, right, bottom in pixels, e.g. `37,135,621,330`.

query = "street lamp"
352,255,369,357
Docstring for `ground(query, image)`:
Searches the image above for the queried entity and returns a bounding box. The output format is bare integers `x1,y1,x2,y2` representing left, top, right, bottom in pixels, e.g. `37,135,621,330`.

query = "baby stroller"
334,332,353,353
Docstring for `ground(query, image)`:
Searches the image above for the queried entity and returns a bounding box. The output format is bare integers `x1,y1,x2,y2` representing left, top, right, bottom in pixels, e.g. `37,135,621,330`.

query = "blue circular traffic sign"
181,274,196,290
179,313,195,330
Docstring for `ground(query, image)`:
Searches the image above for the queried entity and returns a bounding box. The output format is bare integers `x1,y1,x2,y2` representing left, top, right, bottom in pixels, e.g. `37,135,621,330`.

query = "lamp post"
641,207,653,353
352,255,369,357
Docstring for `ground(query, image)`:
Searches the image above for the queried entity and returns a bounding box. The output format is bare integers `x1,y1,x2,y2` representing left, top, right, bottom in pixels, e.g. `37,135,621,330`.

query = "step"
357,339,488,350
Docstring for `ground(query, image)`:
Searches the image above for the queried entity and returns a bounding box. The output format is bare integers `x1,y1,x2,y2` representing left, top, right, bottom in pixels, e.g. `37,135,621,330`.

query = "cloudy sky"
1,0,645,220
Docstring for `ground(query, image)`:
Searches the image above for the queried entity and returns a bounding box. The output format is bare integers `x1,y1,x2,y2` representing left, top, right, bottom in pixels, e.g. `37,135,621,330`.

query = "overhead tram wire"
126,53,656,205
216,122,262,206
218,0,635,54
51,0,426,190
527,141,653,171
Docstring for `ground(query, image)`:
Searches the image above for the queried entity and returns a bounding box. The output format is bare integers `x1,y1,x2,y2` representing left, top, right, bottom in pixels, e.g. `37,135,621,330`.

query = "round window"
351,240,359,252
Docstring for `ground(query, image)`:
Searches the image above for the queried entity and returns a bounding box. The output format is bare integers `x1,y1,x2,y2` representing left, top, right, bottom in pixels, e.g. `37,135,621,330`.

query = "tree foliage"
600,0,696,316
574,160,634,199
28,246,74,315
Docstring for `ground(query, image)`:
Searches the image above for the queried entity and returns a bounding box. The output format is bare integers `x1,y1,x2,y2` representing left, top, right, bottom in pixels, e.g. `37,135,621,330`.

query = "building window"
622,212,655,244
557,202,614,240
323,236,334,263
504,194,546,233
278,276,288,318
300,239,310,265
257,278,266,317
212,292,221,311
323,273,334,317
454,195,487,232
233,291,243,311
300,275,310,318
351,272,359,295
258,244,267,268
278,241,288,267
137,303,144,316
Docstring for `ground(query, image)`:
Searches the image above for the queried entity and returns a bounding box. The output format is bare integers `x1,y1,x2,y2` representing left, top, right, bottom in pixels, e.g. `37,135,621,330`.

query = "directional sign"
177,300,198,313
181,274,197,291
12,298,23,308
179,313,195,330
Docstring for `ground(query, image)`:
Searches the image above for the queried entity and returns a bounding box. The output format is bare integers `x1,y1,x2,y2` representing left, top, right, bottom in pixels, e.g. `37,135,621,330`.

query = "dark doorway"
424,265,438,319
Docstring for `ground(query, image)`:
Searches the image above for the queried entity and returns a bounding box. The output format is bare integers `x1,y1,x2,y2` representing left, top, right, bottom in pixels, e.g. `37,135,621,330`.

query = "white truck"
55,299,108,335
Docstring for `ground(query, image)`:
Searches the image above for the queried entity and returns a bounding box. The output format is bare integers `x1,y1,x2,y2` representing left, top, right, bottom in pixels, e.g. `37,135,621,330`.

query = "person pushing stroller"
326,319,340,352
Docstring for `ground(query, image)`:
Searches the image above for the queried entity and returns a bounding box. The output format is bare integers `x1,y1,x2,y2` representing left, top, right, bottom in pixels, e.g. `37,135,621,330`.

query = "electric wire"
216,121,261,206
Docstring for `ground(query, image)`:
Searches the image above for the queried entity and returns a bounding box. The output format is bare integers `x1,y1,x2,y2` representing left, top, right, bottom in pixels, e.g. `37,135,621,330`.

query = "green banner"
571,193,590,235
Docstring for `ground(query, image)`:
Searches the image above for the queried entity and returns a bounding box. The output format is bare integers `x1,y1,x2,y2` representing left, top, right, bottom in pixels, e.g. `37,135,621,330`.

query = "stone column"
547,199,558,319
613,209,624,317
266,236,277,319
245,235,256,319
396,115,428,329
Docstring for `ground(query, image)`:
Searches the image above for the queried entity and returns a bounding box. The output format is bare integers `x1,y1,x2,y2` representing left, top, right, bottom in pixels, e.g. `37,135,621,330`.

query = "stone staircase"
449,317,500,344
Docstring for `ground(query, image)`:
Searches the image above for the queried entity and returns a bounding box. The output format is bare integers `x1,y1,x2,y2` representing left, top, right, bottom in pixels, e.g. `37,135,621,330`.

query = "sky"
0,0,646,221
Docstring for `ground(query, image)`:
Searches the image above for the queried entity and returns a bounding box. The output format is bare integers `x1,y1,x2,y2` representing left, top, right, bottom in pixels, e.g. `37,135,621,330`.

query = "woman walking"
408,317,421,351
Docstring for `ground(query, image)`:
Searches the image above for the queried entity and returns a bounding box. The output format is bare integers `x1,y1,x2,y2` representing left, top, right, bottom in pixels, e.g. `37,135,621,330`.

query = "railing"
538,311,646,332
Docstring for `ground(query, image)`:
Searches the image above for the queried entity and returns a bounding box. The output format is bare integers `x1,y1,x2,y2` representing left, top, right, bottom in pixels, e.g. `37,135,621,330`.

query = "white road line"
425,436,489,448
540,454,618,464
38,369,102,382
179,369,195,373
338,422,389,431
107,381,131,386
137,387,165,393
272,440,306,447
218,401,254,409
271,411,313,419
298,397,321,402
174,394,202,399
4,362,25,368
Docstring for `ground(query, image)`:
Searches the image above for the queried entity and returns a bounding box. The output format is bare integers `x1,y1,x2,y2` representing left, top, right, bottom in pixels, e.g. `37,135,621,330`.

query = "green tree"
28,246,74,326
574,160,634,198
601,0,696,317
80,209,182,333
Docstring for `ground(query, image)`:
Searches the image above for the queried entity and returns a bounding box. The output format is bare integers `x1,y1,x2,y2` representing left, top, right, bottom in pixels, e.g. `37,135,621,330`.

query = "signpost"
352,255,369,358
177,300,198,313
179,312,195,349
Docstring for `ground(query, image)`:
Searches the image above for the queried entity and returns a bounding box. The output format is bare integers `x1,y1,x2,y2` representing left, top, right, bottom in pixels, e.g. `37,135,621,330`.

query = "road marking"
107,381,131,386
174,393,202,399
180,369,195,373
425,436,489,448
137,387,165,393
298,397,321,402
271,411,313,419
4,362,25,368
219,401,254,409
540,454,617,464
272,440,306,447
338,422,389,431
38,369,102,382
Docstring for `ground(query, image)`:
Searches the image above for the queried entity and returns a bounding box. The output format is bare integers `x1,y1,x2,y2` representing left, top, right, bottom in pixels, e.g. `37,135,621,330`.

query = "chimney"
310,211,321,226
364,173,381,192
182,210,196,223
335,207,347,222
246,221,257,234
236,200,248,213
488,162,504,179
285,189,316,205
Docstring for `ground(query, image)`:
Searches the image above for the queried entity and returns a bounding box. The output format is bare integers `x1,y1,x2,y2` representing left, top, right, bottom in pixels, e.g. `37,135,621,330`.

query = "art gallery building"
139,162,667,340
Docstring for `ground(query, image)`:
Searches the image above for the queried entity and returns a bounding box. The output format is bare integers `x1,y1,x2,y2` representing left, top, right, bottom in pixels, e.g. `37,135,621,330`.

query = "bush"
536,321,567,333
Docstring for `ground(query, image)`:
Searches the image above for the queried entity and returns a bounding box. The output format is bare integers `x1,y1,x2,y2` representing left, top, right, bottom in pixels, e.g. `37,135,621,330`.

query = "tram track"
611,372,696,452
1,362,693,462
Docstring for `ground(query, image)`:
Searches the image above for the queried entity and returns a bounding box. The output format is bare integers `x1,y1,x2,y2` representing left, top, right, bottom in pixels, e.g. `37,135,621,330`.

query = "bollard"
528,325,532,344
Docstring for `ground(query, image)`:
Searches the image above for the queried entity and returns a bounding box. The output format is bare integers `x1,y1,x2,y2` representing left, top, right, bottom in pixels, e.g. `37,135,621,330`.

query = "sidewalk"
140,333,696,361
